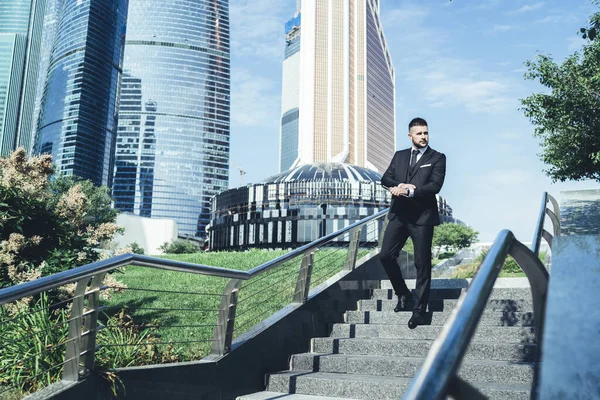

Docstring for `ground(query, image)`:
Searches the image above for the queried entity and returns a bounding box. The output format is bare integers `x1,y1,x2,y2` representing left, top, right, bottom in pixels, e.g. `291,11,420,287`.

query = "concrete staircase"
239,279,537,400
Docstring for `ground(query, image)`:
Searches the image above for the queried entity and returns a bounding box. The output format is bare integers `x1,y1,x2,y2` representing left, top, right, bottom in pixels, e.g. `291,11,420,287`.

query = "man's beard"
413,141,427,149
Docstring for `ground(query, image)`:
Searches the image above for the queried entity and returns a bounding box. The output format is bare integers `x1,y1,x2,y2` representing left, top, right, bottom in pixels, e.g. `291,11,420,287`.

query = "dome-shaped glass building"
208,163,459,250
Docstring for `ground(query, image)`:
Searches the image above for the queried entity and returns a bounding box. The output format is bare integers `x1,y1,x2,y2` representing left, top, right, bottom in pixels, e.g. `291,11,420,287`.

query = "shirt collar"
411,145,428,154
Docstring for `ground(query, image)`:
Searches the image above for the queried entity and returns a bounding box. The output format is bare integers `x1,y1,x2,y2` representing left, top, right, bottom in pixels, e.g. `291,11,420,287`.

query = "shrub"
129,242,145,255
158,239,200,254
0,149,120,288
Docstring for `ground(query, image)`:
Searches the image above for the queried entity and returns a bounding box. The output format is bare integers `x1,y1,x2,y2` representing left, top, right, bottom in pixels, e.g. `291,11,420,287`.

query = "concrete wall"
114,214,178,255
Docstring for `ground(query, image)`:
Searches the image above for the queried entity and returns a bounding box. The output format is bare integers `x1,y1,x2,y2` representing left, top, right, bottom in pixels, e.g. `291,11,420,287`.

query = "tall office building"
279,0,396,173
30,0,64,154
112,0,230,237
0,0,46,155
35,0,128,186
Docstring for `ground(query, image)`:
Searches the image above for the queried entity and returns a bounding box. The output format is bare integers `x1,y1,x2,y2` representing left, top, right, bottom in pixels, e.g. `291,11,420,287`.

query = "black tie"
410,149,419,167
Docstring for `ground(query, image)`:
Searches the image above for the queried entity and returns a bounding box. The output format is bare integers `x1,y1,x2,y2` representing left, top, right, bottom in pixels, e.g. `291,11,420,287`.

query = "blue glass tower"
35,0,128,186
112,0,231,237
0,0,47,155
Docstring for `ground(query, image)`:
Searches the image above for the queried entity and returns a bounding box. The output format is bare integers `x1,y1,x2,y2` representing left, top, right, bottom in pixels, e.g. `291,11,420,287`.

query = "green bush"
129,242,145,255
438,251,457,260
0,149,120,288
475,249,547,274
158,239,200,254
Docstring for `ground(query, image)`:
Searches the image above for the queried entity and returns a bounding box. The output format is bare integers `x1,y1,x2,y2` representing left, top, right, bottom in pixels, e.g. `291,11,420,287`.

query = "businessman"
379,117,446,329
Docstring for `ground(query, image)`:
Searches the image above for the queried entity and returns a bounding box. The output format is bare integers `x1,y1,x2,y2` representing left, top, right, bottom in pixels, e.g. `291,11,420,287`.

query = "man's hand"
390,184,416,197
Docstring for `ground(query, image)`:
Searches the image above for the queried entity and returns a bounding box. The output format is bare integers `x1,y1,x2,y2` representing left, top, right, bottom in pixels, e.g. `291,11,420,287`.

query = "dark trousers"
379,215,434,313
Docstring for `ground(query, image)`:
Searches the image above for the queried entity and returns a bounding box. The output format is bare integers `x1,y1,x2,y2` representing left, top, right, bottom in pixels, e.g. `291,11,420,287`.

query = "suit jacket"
381,147,447,226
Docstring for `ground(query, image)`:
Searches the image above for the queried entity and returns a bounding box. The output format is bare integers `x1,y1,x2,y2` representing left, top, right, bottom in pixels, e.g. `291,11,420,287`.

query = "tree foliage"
0,149,120,289
520,3,600,182
580,0,600,41
433,223,479,255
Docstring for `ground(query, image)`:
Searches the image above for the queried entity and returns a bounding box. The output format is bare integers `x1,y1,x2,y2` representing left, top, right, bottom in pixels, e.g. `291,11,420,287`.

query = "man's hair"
408,117,428,130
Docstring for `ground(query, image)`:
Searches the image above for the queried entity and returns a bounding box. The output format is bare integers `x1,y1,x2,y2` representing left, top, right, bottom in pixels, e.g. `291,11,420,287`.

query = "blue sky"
227,0,598,242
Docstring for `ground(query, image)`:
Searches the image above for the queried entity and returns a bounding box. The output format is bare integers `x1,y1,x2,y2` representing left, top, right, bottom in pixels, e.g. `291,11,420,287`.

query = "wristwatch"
405,188,410,195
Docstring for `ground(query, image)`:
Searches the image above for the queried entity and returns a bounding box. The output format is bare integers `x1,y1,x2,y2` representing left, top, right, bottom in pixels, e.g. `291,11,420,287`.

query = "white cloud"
509,2,545,14
229,0,289,59
383,3,523,115
423,77,516,113
383,4,430,24
230,68,280,127
493,24,518,32
535,14,578,24
487,169,537,185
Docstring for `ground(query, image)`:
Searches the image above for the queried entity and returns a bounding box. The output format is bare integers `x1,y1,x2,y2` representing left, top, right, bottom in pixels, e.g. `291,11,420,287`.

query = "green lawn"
101,247,372,362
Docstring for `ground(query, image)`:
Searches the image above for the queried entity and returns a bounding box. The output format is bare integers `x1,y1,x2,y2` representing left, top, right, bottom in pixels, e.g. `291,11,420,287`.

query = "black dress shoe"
394,292,413,312
408,311,426,329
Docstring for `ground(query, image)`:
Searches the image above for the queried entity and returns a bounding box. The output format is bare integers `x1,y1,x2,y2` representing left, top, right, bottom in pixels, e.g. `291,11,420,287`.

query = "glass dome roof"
263,163,382,184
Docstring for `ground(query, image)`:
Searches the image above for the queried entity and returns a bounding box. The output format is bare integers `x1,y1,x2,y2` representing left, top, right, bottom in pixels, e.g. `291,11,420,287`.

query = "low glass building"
208,162,461,250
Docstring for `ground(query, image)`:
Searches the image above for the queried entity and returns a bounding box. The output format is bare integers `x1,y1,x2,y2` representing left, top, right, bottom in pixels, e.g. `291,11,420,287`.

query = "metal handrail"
403,192,559,400
0,206,390,386
0,208,389,305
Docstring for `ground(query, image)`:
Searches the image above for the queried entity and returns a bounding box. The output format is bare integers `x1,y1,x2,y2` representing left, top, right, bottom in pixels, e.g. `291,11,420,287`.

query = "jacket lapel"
408,148,432,181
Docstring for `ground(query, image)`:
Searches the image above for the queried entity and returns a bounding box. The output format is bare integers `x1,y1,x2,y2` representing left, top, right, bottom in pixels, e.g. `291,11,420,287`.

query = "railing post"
293,252,315,303
546,208,561,236
344,227,362,271
62,277,91,381
210,278,242,356
80,273,106,374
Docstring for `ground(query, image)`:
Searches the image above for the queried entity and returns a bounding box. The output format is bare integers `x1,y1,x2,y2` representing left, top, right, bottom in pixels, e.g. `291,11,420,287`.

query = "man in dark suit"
380,117,446,329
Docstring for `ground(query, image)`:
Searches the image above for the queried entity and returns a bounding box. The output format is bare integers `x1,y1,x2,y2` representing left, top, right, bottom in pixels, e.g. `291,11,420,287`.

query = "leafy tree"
0,149,120,288
520,3,600,182
580,0,599,41
432,223,479,256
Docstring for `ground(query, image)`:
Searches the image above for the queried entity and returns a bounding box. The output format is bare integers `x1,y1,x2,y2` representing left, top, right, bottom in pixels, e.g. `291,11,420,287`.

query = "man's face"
408,125,429,149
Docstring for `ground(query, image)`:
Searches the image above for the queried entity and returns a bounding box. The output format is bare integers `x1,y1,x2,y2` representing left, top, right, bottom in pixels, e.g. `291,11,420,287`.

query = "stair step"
370,288,532,301
311,337,538,362
358,298,534,312
290,353,534,385
237,392,357,400
345,310,534,326
380,278,531,291
266,371,530,400
330,323,536,343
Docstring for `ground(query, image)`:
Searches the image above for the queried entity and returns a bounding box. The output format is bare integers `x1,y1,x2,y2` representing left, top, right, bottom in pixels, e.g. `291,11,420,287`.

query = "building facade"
209,163,461,250
35,0,129,187
112,0,231,237
30,0,64,155
279,0,395,173
0,0,46,155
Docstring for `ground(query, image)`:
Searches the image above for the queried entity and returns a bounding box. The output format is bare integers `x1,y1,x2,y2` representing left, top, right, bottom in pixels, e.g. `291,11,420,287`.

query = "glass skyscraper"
35,0,128,186
112,0,231,237
279,0,396,173
30,0,64,154
0,0,47,155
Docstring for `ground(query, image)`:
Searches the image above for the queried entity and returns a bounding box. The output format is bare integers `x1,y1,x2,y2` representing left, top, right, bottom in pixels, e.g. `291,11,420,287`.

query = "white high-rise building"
279,0,396,173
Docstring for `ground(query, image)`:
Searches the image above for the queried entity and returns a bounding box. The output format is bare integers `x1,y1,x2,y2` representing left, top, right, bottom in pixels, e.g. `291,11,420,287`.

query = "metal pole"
344,228,362,271
63,277,91,381
293,252,315,303
210,279,242,356
80,273,106,373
